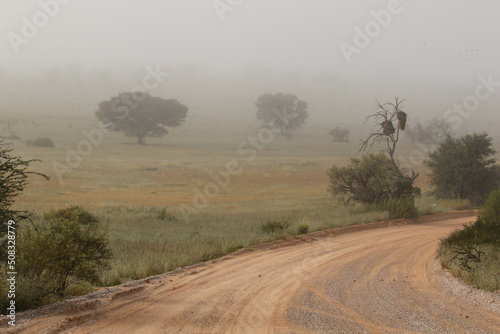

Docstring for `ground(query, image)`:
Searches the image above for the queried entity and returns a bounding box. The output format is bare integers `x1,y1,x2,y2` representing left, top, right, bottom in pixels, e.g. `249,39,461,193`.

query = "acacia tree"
425,133,500,206
359,97,418,181
328,98,420,217
96,93,188,144
0,142,48,238
255,93,308,138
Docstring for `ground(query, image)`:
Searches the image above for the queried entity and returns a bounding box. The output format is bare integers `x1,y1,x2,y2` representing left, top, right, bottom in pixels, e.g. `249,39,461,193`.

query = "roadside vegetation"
328,98,420,218
438,187,500,291
0,207,111,312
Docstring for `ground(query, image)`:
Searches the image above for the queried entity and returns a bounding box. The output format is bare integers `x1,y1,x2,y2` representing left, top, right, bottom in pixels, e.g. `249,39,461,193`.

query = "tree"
255,93,308,138
359,97,416,180
425,132,500,206
0,141,48,238
329,127,349,142
406,117,453,144
328,153,418,205
96,93,188,144
327,98,420,218
0,118,21,140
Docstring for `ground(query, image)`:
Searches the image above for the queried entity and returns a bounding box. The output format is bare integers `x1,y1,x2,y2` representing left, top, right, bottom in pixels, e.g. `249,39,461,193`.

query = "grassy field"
2,109,475,288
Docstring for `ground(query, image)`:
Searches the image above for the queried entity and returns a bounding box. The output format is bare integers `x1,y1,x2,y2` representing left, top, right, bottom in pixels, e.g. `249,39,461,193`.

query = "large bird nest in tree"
396,111,407,130
358,98,417,180
381,120,395,135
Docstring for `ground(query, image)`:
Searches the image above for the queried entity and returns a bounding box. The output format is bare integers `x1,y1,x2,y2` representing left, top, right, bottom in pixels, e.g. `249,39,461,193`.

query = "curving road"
5,212,500,333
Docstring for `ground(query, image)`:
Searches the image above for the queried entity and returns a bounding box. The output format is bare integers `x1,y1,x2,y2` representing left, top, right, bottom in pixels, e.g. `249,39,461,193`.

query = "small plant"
26,137,55,147
297,222,309,234
156,208,177,222
260,220,290,233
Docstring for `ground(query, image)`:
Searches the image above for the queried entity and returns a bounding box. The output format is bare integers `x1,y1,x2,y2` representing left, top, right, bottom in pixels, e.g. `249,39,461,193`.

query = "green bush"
328,153,420,205
26,137,55,147
480,187,500,225
0,206,113,313
43,205,99,224
260,220,290,233
380,197,418,219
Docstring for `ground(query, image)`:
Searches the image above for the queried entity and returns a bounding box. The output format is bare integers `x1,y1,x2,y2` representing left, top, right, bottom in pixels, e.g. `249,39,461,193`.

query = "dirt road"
5,212,500,333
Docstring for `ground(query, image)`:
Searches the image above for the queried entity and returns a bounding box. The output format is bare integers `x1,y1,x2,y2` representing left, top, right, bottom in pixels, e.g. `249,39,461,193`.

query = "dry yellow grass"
3,111,471,285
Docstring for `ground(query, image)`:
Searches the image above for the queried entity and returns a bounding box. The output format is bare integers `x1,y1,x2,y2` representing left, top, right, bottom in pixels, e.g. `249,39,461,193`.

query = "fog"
1,0,500,128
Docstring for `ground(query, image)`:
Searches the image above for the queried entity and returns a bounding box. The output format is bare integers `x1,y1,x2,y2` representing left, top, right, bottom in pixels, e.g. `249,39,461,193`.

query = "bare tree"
359,97,418,181
0,118,20,140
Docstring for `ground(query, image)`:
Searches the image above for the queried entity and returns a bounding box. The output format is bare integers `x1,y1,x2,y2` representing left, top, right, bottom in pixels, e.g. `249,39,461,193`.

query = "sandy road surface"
4,212,500,333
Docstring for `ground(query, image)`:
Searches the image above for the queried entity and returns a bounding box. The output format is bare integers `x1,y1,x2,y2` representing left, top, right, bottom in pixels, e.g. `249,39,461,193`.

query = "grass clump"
260,220,290,234
362,197,419,219
297,221,309,234
438,187,500,291
380,197,418,219
156,208,177,222
26,137,55,147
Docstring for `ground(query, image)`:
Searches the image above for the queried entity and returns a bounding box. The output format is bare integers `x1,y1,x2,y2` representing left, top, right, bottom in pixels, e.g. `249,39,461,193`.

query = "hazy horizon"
1,1,499,127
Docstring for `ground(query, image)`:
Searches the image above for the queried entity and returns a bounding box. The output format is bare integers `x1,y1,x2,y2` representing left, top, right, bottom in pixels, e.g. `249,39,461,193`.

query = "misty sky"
1,0,499,81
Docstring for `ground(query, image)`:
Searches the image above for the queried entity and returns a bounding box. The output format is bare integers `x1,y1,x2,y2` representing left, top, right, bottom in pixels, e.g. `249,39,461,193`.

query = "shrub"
378,197,418,219
329,127,349,142
297,222,309,234
479,187,500,225
328,153,420,205
425,133,500,206
43,205,99,224
19,207,112,295
260,220,290,233
26,137,55,147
